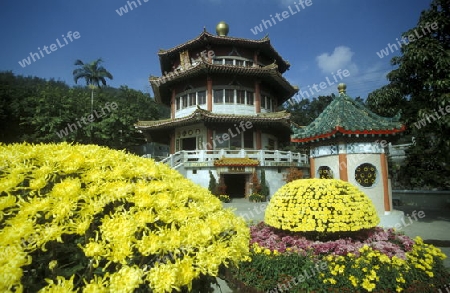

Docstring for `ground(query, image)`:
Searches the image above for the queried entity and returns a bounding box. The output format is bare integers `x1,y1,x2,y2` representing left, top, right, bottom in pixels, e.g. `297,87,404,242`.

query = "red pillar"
255,80,261,114
380,153,391,212
207,76,213,112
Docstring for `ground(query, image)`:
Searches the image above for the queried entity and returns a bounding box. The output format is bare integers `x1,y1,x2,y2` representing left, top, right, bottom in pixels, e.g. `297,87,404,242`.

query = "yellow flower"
264,179,379,233
40,276,76,292
0,143,250,292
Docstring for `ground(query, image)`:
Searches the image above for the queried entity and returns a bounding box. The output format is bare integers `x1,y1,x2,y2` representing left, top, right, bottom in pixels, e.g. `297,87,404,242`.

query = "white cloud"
316,46,358,75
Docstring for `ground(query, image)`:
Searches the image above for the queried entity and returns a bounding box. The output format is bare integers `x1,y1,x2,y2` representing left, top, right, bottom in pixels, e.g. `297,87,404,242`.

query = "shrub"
217,176,227,195
283,167,303,183
260,170,269,198
231,222,449,292
264,179,379,234
217,194,231,203
251,172,261,194
0,143,249,292
248,193,265,203
208,171,217,195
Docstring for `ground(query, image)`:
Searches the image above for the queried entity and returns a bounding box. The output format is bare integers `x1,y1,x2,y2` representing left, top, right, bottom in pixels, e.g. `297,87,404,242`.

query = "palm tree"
73,58,113,141
73,58,113,114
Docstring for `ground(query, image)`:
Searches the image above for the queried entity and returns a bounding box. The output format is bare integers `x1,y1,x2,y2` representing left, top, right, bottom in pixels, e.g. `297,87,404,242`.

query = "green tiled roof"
291,89,405,143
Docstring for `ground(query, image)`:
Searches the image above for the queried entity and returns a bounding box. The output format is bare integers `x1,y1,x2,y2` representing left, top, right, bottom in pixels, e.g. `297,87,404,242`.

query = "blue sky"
0,0,432,100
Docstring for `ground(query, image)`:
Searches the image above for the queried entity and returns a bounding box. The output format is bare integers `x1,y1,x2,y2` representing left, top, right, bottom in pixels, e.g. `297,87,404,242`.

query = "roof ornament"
216,21,229,36
337,83,347,95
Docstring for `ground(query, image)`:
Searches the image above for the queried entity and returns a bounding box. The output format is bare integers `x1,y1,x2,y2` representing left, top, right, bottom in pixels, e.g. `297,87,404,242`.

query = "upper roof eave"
149,62,298,105
157,30,290,73
135,108,292,131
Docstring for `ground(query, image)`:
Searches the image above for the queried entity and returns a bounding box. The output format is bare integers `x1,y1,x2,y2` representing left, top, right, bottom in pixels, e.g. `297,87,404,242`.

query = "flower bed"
226,179,449,292
264,179,379,234
0,143,249,292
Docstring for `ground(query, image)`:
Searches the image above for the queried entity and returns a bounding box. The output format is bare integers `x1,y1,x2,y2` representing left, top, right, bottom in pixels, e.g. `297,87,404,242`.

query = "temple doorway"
223,174,246,198
181,137,196,150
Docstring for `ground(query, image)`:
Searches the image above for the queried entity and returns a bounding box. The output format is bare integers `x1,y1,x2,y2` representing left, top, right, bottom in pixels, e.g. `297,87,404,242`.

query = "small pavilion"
291,83,406,226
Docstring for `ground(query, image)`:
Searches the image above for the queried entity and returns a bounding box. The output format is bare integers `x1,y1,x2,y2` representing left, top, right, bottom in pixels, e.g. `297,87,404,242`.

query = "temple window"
212,56,255,67
225,89,234,104
189,93,196,106
247,92,254,105
197,91,206,105
224,58,234,65
213,129,254,149
236,90,246,104
243,130,254,148
235,60,245,66
318,166,333,179
211,88,255,106
355,163,377,187
214,89,224,104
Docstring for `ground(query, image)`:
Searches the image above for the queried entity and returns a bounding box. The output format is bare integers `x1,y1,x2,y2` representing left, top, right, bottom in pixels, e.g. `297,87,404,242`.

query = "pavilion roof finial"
338,83,347,95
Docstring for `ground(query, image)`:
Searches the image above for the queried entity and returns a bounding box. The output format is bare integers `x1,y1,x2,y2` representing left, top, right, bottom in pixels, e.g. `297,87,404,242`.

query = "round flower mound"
264,179,379,233
0,143,249,293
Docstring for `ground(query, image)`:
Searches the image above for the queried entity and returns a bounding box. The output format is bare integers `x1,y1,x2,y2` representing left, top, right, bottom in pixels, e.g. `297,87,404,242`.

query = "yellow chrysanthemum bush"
227,179,449,292
264,179,379,235
0,143,249,293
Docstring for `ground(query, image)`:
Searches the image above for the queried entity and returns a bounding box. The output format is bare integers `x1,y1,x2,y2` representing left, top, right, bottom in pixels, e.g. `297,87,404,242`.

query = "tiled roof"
214,157,259,166
150,61,298,105
135,108,291,131
157,30,290,73
291,90,406,143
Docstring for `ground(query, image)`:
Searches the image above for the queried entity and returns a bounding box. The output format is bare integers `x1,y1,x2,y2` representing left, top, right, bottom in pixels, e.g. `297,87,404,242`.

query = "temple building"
135,22,309,198
291,83,406,225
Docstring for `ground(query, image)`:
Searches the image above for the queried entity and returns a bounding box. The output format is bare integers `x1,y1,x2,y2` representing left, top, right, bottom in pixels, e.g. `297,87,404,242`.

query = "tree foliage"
73,58,113,87
367,0,450,189
0,71,168,151
284,95,333,126
260,170,269,197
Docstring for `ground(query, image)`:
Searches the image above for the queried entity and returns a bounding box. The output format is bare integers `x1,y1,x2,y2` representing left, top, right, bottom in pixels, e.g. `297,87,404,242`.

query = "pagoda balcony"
159,149,309,169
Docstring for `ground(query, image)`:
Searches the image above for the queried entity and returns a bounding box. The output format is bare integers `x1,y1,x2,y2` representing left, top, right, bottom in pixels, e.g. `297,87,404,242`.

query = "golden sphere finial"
338,83,347,94
216,21,229,36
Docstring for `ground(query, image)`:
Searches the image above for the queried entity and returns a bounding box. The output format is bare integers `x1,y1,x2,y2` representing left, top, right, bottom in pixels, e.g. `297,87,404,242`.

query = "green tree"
0,72,165,150
366,85,407,118
284,95,333,126
208,171,217,195
73,58,113,140
369,0,450,188
260,170,269,198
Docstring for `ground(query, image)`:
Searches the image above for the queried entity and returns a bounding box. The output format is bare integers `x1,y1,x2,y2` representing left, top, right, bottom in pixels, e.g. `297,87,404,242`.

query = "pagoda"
291,83,406,225
135,21,309,198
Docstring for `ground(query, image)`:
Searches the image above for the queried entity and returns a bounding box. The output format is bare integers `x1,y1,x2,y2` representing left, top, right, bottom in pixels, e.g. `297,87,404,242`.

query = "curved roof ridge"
291,90,406,143
156,29,290,72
